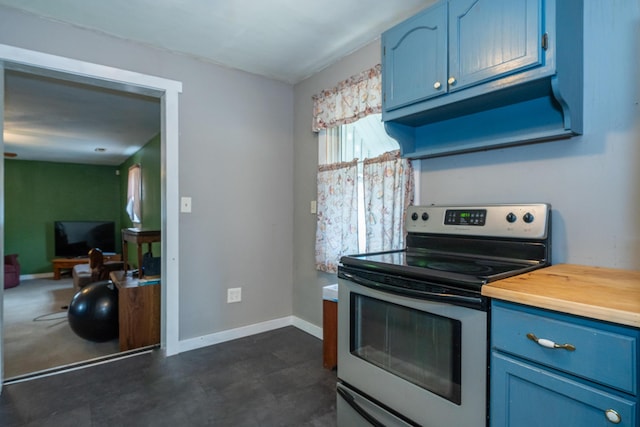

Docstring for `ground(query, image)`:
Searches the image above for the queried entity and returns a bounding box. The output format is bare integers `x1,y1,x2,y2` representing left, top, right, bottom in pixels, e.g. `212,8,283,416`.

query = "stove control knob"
523,212,534,223
506,212,517,223
411,212,419,221
421,212,429,221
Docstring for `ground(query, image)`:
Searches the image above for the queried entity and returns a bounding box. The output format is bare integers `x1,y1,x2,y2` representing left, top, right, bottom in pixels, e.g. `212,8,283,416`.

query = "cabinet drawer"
492,301,639,394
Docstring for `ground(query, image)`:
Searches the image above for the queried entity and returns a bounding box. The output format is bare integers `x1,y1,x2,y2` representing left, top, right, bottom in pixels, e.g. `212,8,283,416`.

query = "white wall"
0,6,295,341
292,1,640,327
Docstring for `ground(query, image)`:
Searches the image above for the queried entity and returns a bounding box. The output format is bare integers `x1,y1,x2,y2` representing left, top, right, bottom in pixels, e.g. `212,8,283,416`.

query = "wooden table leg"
137,243,143,278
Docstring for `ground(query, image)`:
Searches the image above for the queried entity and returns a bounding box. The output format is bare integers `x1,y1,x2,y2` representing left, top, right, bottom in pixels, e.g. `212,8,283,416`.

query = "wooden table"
121,228,161,278
51,254,121,280
110,270,161,351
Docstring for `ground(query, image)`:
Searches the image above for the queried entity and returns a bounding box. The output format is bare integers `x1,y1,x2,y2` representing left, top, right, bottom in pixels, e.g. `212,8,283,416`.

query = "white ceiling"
0,0,433,165
4,70,161,165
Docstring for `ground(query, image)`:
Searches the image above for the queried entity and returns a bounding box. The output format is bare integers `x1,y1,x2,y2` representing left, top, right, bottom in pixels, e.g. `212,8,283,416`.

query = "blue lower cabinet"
490,301,639,427
491,352,636,427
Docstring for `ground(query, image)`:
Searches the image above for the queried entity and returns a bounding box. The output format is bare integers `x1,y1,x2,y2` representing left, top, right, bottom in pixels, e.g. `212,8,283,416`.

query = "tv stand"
51,254,121,280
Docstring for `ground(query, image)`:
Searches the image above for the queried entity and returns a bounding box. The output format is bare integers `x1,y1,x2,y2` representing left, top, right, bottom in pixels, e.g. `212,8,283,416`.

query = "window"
312,65,414,273
319,114,399,165
126,164,142,227
315,114,414,273
319,113,402,252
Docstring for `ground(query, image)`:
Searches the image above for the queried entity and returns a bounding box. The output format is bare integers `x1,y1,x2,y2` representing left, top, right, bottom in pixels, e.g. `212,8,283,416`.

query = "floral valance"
312,64,382,132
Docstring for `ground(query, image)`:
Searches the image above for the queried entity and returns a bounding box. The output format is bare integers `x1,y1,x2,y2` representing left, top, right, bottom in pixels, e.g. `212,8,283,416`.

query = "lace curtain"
363,151,414,252
312,65,414,273
312,64,382,132
315,160,359,273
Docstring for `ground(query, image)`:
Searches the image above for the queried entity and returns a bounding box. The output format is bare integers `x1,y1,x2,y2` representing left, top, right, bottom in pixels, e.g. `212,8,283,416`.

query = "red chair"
4,254,20,289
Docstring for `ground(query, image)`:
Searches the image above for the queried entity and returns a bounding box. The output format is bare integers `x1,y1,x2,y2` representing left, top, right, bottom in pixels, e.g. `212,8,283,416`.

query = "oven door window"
350,293,462,404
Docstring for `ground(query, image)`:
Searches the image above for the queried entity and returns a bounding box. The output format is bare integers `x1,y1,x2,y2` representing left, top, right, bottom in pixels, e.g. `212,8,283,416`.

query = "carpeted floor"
3,278,120,379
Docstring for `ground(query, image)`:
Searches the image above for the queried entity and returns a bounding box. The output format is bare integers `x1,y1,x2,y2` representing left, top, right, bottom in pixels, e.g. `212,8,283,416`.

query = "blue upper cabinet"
382,0,583,159
448,0,542,92
383,2,447,110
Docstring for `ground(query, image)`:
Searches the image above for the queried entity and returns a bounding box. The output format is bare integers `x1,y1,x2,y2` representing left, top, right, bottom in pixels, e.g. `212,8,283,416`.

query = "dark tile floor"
0,326,337,426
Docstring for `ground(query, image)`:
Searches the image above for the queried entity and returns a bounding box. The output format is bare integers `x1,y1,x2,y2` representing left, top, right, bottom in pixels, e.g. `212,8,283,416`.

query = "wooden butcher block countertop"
482,264,640,328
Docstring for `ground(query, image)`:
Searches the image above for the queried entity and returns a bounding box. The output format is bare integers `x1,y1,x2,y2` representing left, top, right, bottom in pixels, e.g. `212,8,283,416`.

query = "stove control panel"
406,204,550,239
444,209,487,226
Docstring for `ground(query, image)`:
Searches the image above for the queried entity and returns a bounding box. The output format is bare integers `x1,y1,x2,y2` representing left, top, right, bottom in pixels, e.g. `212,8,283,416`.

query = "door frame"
0,44,183,391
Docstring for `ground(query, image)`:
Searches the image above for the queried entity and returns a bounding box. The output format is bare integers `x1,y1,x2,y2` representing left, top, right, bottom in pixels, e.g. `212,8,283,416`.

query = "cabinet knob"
433,81,442,90
447,76,457,85
605,409,621,424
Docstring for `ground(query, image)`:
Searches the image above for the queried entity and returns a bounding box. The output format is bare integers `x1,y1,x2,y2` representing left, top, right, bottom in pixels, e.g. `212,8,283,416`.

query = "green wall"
118,133,161,268
5,160,122,274
4,134,161,275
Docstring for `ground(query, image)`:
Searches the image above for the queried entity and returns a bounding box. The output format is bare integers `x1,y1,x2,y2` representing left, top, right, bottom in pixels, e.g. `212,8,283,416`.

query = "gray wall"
418,1,640,269
2,1,637,338
293,42,381,327
292,1,640,327
0,6,294,340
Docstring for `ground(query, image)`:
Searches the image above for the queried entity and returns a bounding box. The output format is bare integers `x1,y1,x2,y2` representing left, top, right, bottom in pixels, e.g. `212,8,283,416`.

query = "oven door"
337,274,488,427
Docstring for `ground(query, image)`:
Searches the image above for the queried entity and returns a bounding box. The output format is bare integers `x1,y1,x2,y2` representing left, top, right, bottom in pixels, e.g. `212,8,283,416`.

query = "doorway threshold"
3,345,159,385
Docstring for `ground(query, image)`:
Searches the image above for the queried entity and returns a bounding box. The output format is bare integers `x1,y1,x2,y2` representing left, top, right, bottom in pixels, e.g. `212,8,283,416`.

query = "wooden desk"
51,254,121,280
110,270,161,351
121,228,161,278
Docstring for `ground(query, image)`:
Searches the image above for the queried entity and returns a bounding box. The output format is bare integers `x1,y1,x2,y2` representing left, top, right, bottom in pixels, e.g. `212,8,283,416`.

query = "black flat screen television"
54,220,116,258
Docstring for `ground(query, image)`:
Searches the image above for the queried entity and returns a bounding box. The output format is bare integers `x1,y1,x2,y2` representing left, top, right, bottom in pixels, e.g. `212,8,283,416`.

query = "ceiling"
4,70,161,165
0,0,433,165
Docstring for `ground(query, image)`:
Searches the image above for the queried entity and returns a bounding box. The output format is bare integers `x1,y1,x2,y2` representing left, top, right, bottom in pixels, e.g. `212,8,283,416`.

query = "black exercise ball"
68,280,119,342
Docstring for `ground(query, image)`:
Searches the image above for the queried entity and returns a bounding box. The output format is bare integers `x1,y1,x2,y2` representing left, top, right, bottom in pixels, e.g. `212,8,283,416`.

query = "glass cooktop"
340,249,540,286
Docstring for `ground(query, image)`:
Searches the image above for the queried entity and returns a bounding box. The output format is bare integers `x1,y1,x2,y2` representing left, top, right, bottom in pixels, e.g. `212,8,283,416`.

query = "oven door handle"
341,271,483,307
337,385,386,427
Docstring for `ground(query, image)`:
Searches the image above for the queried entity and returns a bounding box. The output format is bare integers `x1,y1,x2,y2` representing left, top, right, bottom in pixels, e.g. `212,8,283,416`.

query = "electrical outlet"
181,196,192,213
227,287,242,303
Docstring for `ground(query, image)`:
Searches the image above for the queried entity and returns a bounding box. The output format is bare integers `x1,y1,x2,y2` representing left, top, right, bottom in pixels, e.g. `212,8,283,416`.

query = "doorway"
0,44,182,391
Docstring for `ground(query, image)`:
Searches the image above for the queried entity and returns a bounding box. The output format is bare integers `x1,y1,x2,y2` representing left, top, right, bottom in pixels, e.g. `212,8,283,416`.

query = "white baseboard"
20,273,54,280
291,316,323,340
178,315,323,354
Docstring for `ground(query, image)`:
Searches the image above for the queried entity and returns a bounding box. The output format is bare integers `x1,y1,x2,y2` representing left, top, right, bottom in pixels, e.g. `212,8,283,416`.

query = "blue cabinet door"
382,2,447,111
491,352,637,427
448,0,543,92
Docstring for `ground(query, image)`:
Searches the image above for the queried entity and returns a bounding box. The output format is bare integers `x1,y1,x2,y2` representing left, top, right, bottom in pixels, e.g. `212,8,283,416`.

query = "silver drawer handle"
526,333,576,351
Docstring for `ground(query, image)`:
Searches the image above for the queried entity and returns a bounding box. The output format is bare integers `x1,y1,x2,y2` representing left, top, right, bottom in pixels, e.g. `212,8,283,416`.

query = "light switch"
310,200,317,214
181,196,192,213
